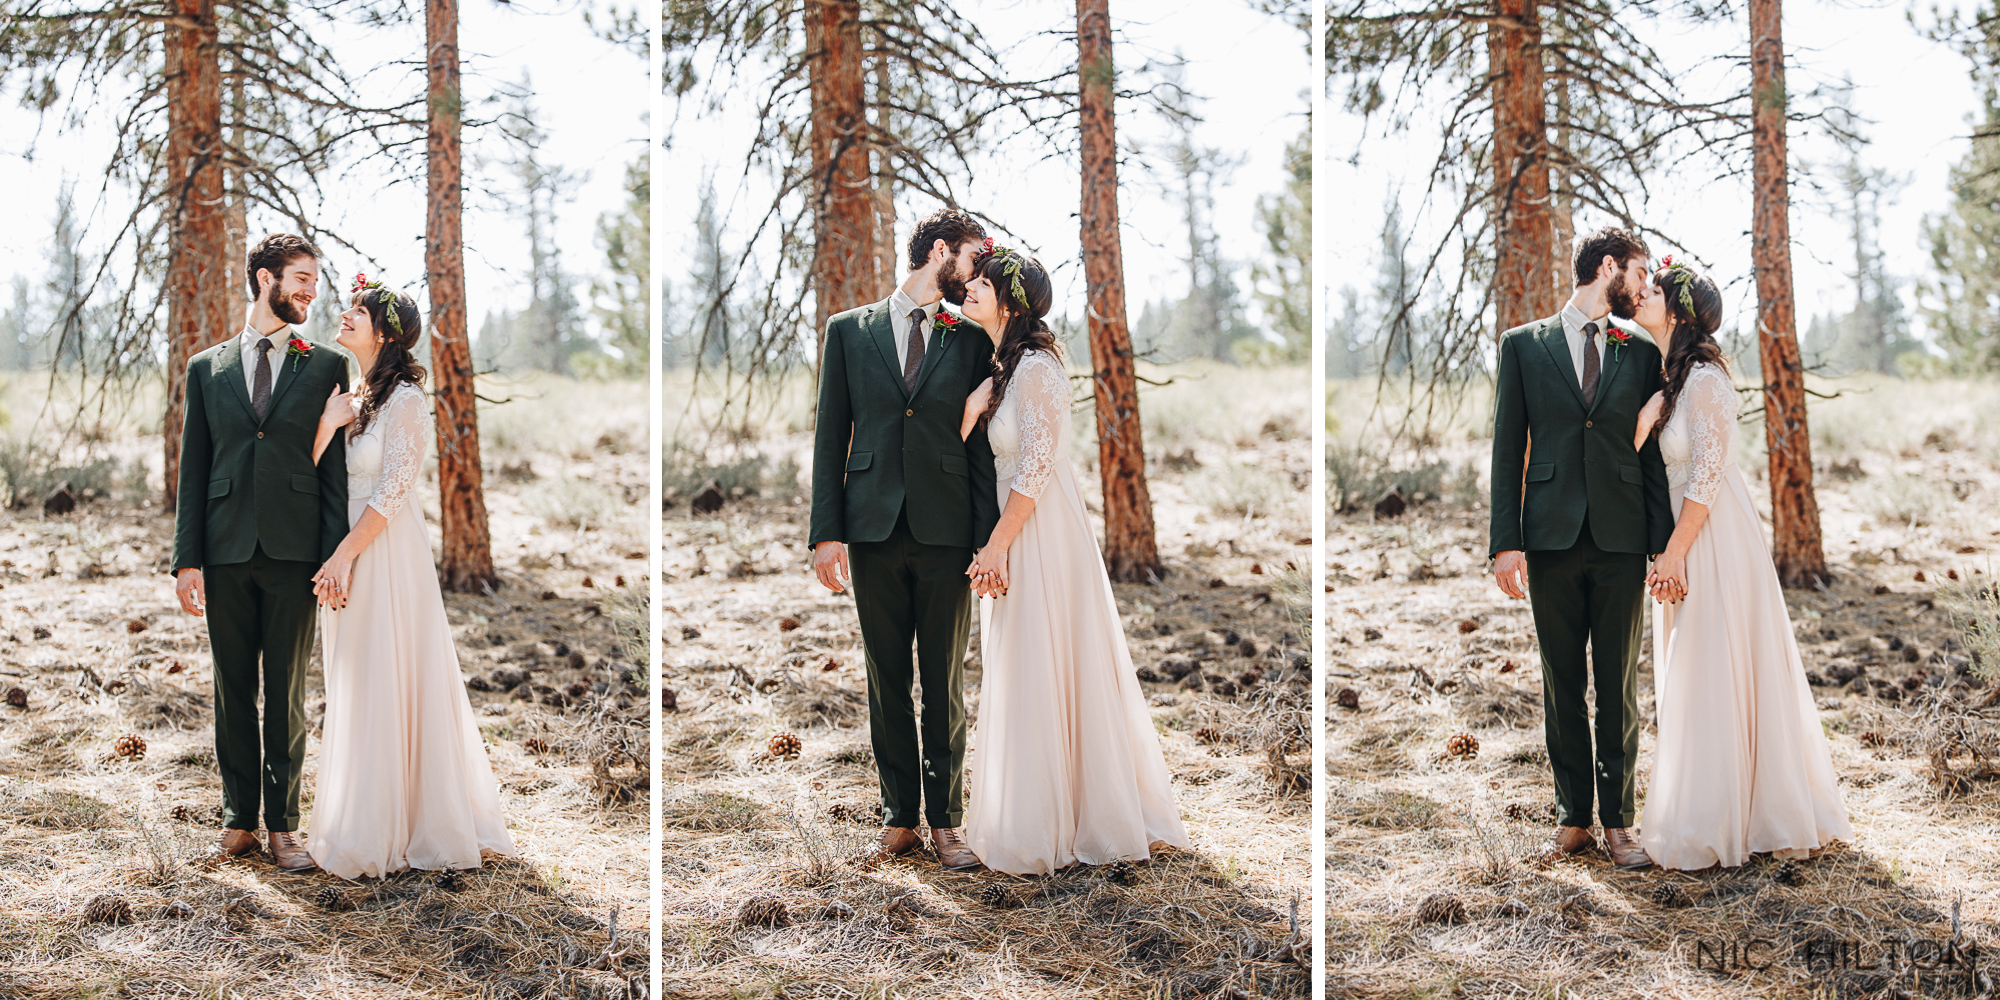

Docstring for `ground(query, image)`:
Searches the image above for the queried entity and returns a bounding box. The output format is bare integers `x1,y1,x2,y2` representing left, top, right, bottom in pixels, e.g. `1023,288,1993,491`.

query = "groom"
1488,225,1673,870
173,233,350,872
810,207,1001,871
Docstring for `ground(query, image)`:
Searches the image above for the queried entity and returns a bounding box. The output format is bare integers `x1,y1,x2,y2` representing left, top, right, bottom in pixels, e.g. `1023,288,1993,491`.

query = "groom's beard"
266,282,309,326
1605,273,1639,320
937,258,968,306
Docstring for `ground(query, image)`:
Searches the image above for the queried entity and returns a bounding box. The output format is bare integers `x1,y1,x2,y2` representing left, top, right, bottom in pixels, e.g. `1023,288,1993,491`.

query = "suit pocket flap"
940,453,969,477
845,451,873,472
1620,465,1643,484
290,473,319,495
207,478,231,499
1524,463,1555,483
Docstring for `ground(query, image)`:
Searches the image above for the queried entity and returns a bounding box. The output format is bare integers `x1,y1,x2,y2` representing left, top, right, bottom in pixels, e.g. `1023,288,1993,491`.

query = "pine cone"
768,732,803,759
84,895,133,924
737,895,790,928
1860,731,1887,748
5,687,26,709
779,616,801,632
1457,619,1479,633
1335,688,1360,710
113,734,147,760
1102,860,1137,885
973,883,1020,909
1194,727,1223,744
1652,880,1695,909
1772,859,1805,886
1416,893,1466,924
435,868,465,892
523,738,551,755
1443,732,1479,760
313,886,356,912
125,619,147,634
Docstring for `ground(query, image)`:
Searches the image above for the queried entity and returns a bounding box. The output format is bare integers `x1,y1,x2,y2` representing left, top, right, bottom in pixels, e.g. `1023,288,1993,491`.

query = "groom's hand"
1493,551,1528,600
175,568,205,617
813,541,849,593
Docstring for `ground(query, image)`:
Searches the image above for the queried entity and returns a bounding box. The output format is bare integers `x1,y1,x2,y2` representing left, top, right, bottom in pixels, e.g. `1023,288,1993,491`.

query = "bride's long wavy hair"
350,286,426,435
1651,261,1727,439
973,248,1061,431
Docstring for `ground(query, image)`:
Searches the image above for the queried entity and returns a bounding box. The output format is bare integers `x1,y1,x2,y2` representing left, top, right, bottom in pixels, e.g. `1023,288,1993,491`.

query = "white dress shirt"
887,287,940,366
1558,302,1610,389
238,324,293,400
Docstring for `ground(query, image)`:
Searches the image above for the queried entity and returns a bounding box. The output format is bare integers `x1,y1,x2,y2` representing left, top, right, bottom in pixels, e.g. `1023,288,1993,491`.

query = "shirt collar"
1559,301,1605,339
888,287,937,322
242,324,291,348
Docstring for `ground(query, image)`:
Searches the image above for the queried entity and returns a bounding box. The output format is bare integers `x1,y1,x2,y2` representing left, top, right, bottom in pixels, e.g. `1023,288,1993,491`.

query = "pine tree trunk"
1550,65,1575,302
427,0,496,592
806,0,876,353
870,48,898,298
161,0,228,509
1749,0,1828,587
223,63,247,320
1077,0,1162,582
1488,0,1560,335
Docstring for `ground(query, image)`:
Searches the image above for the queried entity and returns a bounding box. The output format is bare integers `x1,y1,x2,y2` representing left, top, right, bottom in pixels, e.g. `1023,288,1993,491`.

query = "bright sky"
0,0,645,353
663,0,1310,343
1327,0,1977,354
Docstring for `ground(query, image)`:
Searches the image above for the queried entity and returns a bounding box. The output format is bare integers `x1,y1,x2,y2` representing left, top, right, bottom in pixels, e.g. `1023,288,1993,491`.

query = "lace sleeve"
1009,352,1070,500
366,384,431,521
1682,363,1735,507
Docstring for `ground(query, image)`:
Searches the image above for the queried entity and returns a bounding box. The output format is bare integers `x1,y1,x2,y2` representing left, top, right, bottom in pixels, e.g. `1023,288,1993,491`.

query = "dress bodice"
1658,362,1736,504
985,350,1070,499
345,382,430,520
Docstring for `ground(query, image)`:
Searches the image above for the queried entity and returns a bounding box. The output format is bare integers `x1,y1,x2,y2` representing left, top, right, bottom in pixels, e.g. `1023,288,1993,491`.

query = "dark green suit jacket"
173,335,350,571
810,298,1001,550
1488,315,1673,557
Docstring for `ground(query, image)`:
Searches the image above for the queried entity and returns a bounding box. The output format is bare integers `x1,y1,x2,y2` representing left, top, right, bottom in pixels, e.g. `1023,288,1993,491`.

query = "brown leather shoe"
215,828,261,859
873,826,921,862
930,827,982,870
267,831,317,872
1548,825,1596,855
1603,827,1653,870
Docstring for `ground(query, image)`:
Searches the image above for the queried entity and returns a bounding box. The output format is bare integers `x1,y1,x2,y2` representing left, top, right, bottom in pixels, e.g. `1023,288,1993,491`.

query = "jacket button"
257,431,265,439
906,408,914,416
1584,421,1593,428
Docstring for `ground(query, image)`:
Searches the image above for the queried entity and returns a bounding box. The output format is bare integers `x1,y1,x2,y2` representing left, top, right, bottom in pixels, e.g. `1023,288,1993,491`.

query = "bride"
952,243,1190,875
1631,257,1850,870
306,274,517,879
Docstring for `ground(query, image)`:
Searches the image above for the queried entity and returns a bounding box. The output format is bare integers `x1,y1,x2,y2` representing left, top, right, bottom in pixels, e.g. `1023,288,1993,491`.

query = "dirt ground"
661,364,1312,998
1327,377,2000,999
0,377,649,998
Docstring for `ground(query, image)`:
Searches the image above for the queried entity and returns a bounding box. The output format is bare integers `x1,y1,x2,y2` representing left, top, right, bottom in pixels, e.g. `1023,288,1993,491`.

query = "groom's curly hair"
1571,226,1649,286
905,208,987,270
245,233,322,298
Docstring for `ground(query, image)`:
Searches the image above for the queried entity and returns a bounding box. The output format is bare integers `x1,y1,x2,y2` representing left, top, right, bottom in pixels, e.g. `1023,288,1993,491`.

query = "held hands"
312,552,355,609
813,541,850,594
962,377,994,440
1647,551,1689,605
1493,550,1528,599
322,385,358,431
967,543,1009,598
175,568,206,617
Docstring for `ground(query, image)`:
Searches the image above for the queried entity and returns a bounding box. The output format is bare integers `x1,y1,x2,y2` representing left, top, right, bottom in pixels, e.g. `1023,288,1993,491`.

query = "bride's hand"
321,386,358,430
967,543,1009,597
962,378,994,440
1634,390,1664,450
1648,551,1688,604
312,552,356,609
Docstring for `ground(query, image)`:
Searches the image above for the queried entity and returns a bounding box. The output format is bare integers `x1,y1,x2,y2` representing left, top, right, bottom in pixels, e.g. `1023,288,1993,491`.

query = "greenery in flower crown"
349,272,404,338
1656,255,1698,321
972,239,1031,313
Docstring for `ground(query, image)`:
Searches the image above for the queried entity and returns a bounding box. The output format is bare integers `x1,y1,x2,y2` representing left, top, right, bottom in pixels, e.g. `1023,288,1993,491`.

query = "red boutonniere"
1606,326,1632,357
285,336,313,372
933,310,961,329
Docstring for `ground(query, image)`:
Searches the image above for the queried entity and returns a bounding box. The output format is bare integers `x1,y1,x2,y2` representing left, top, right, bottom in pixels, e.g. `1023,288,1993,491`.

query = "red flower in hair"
1660,255,1674,268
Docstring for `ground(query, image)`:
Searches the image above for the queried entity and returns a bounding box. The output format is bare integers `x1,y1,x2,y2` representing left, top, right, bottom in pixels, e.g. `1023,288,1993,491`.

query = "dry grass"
0,376,649,998
1328,375,2000,998
663,362,1311,998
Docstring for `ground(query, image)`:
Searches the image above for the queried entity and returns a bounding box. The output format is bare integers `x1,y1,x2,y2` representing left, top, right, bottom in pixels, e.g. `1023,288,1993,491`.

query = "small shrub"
1188,464,1297,518
522,479,624,529
1850,474,1954,527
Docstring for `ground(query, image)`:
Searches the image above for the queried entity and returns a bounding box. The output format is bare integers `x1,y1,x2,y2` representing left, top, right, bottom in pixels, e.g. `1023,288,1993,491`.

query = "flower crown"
1655,255,1698,319
971,237,1032,313
350,272,405,338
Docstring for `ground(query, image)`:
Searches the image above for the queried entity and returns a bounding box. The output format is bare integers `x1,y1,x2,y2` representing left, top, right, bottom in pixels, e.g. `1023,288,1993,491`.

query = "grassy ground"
1327,374,2000,998
662,362,1313,998
0,374,650,998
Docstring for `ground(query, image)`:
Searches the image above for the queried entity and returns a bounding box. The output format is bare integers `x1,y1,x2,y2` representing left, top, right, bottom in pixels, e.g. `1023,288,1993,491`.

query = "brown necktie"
252,337,274,422
1580,321,1601,410
903,308,928,392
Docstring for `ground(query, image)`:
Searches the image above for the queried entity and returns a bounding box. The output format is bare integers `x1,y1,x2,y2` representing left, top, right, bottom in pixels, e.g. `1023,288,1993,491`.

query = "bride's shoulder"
1019,347,1065,372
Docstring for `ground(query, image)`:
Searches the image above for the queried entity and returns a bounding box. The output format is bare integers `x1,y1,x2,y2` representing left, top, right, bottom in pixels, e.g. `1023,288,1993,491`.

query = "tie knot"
256,337,274,354
1583,321,1600,340
910,308,928,326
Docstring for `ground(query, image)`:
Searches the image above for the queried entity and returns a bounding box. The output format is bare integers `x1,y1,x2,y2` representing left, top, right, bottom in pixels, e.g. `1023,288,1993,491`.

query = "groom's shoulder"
1498,314,1558,347
188,339,230,372
827,298,886,335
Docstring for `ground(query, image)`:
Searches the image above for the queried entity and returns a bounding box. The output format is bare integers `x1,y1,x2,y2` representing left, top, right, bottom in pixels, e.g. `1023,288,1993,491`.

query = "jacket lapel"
1535,319,1587,411
907,314,955,400
215,336,258,424
862,301,907,400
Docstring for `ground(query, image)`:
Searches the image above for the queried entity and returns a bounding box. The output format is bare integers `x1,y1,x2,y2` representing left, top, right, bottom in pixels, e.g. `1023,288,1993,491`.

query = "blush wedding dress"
309,382,517,879
962,349,1190,875
1639,362,1850,870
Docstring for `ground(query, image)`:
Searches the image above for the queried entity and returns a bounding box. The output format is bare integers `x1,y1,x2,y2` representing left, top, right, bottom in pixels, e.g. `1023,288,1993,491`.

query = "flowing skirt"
309,497,517,879
1640,464,1851,870
963,458,1190,875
